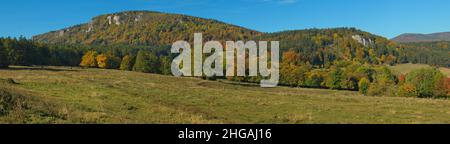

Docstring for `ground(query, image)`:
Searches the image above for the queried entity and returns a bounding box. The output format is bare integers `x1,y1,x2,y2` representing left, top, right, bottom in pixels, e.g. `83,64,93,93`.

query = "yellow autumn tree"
96,54,108,69
96,54,121,69
80,51,98,68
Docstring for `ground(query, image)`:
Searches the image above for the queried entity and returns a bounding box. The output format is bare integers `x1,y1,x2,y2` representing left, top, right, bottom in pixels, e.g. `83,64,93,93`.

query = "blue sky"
0,0,449,38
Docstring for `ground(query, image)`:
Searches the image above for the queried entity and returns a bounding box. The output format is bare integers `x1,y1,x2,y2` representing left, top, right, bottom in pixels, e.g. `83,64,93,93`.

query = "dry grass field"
1,66,450,124
390,63,450,77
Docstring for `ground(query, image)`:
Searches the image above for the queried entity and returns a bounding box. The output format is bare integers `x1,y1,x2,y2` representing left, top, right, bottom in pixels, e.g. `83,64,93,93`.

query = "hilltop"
33,11,261,46
392,32,450,43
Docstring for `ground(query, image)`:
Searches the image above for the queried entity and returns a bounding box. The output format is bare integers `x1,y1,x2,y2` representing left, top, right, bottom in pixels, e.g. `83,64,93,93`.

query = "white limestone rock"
107,16,112,25
86,21,94,33
106,15,121,25
113,15,121,25
352,35,374,47
58,30,64,37
135,14,142,22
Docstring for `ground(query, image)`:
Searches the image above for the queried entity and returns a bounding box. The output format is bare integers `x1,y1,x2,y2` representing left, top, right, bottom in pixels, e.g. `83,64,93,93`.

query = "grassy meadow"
390,63,450,77
1,66,450,124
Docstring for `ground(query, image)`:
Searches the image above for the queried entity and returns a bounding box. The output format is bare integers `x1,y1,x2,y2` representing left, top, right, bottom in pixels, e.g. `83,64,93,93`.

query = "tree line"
78,47,172,75
399,41,450,67
0,37,173,70
0,37,81,67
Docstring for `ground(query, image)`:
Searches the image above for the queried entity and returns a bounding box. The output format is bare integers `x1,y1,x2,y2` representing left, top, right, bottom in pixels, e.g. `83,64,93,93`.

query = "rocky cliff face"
352,35,374,47
107,15,122,25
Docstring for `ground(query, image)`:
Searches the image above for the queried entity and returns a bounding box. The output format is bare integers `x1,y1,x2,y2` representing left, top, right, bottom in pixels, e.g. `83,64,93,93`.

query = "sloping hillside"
259,28,401,65
399,41,450,67
33,11,261,46
392,32,450,43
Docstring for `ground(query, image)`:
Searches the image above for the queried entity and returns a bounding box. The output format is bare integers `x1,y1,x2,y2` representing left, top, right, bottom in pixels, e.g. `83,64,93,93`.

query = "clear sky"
0,0,449,38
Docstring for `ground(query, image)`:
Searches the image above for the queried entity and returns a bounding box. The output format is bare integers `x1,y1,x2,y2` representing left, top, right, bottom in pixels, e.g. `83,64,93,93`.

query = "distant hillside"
399,41,450,67
392,32,450,43
33,11,261,46
259,28,401,65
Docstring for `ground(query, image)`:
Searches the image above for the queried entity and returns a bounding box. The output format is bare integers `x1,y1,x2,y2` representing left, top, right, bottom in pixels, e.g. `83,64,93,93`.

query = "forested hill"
399,41,450,67
31,11,448,67
258,28,401,66
32,11,261,46
32,10,402,65
392,32,450,43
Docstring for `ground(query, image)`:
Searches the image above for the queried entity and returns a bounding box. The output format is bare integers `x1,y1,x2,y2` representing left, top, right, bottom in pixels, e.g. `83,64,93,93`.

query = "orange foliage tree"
80,51,98,68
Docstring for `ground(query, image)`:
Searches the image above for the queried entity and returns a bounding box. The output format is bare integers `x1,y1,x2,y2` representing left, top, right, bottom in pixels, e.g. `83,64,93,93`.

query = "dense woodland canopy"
259,28,400,66
0,11,448,98
399,41,450,67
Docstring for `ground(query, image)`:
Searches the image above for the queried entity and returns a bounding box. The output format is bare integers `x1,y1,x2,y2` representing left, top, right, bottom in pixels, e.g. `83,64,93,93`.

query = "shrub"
433,77,448,97
0,88,24,116
398,83,418,97
446,78,450,96
6,78,18,84
405,68,446,98
367,81,396,97
358,78,370,95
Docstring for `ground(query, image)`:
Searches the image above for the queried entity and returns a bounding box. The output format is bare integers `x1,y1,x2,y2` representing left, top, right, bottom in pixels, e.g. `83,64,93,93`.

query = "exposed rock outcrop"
106,15,121,25
352,35,373,47
113,15,121,25
86,21,94,33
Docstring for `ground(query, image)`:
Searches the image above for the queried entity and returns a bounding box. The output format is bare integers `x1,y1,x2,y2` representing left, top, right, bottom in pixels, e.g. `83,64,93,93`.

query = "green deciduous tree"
404,68,446,98
366,67,397,97
325,67,343,89
159,56,171,75
120,55,134,71
133,50,160,73
358,78,370,95
305,69,325,88
0,44,9,68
